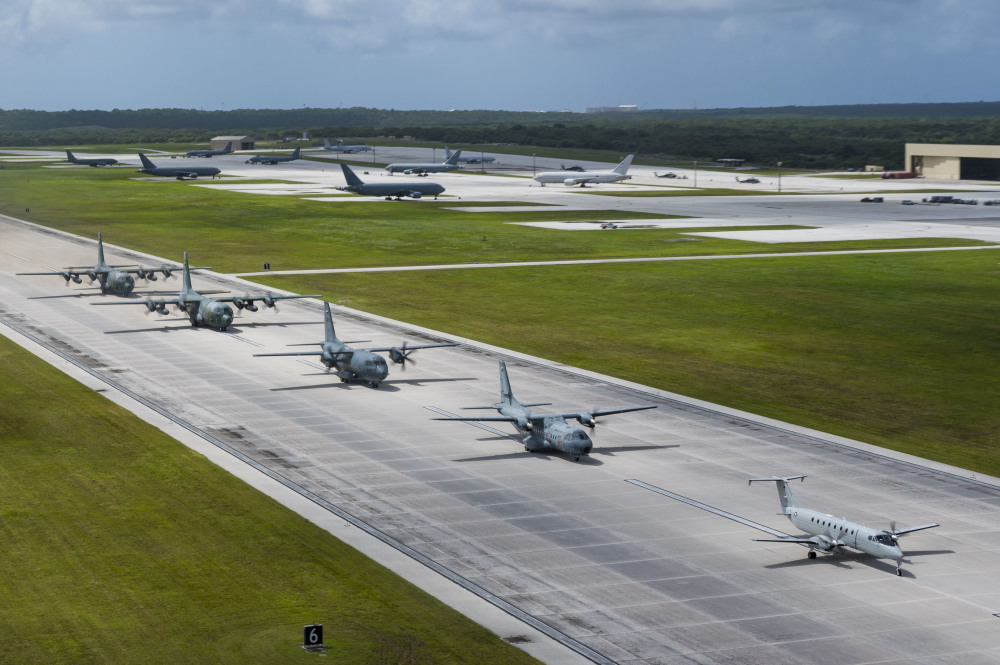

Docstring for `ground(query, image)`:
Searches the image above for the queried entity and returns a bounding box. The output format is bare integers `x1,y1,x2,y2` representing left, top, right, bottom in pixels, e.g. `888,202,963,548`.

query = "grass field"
0,334,541,664
2,151,998,659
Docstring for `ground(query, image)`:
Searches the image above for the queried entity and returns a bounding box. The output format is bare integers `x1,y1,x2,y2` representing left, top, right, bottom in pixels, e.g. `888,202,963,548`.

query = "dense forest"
2,102,999,170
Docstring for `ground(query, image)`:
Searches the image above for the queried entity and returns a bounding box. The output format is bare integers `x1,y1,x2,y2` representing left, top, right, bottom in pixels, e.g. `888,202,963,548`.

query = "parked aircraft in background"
433,360,656,461
735,176,760,184
17,232,189,296
186,141,232,158
338,163,444,200
323,139,372,153
533,155,634,187
444,146,495,164
254,302,457,388
561,164,585,172
385,149,462,175
65,150,118,167
245,147,301,165
137,153,220,179
626,476,939,576
94,252,319,331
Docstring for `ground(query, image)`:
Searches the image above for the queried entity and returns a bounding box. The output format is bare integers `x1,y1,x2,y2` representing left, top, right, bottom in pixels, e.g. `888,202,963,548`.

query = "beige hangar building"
906,143,1000,180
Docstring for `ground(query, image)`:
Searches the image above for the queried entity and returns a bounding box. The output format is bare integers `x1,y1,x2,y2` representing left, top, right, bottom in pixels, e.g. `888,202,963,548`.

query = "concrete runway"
3,215,1000,665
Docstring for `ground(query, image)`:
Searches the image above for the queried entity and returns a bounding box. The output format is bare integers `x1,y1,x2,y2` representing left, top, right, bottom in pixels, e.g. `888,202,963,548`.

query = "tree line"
2,104,999,170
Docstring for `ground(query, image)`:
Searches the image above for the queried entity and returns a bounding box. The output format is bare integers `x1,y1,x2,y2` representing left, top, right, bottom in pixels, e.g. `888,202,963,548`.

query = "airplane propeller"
389,342,416,369
576,410,600,429
888,521,899,543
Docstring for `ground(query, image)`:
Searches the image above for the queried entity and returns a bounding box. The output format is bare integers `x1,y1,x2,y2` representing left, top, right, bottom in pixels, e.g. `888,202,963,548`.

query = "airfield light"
778,161,783,192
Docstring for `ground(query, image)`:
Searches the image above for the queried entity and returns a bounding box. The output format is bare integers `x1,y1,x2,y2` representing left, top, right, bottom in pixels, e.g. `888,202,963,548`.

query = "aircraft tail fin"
181,252,193,295
323,302,338,344
291,147,300,158
138,152,156,169
66,149,77,163
498,360,516,406
445,149,462,166
96,232,107,267
749,475,805,512
223,141,232,153
613,154,635,175
340,163,364,187
445,147,454,159
323,139,332,148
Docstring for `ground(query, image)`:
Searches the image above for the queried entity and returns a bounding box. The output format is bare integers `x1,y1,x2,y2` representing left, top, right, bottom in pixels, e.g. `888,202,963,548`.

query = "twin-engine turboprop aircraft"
627,477,939,576
17,232,191,296
254,302,457,388
94,252,318,331
434,360,656,461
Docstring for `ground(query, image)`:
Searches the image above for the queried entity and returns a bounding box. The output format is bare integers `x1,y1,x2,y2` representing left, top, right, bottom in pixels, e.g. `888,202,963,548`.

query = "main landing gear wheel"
808,551,817,559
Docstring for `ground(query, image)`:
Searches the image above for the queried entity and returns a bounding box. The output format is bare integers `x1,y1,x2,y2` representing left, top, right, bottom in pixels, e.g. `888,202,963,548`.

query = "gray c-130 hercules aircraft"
254,302,458,388
17,232,194,296
94,252,319,331
434,360,656,461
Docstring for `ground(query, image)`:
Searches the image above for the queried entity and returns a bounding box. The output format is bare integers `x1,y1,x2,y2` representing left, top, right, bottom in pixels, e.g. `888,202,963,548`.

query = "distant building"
906,143,1000,181
211,135,254,151
586,105,639,113
717,158,746,167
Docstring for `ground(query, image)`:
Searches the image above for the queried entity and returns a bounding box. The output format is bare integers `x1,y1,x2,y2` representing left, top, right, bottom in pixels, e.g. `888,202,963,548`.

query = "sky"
3,0,999,113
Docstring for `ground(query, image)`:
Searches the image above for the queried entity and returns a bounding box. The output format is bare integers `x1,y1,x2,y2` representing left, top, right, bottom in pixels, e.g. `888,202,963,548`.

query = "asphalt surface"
3,151,1000,664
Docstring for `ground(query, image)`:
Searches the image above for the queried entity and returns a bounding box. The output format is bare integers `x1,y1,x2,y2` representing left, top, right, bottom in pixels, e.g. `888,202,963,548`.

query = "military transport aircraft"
186,141,232,158
444,146,495,164
137,153,221,179
533,155,634,187
433,360,656,461
253,302,457,388
385,149,462,175
245,147,301,165
627,476,939,576
323,139,372,153
65,149,118,167
337,163,445,200
94,252,319,332
17,232,189,296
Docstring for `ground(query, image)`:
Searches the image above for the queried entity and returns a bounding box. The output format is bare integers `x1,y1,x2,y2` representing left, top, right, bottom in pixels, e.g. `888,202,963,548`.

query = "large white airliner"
533,155,634,187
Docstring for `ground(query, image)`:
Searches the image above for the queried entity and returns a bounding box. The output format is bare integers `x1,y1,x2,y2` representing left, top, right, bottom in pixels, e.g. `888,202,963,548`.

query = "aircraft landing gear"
808,551,817,559
368,380,380,388
895,559,903,576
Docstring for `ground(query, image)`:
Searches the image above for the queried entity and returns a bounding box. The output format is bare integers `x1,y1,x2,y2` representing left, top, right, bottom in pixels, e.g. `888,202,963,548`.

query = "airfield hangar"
211,136,255,151
905,143,1000,181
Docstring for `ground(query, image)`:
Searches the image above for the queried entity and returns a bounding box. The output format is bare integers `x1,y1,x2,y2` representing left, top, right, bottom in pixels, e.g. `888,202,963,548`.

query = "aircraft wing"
362,343,458,353
547,405,657,422
893,523,940,536
432,416,519,423
17,267,111,277
212,293,321,306
751,536,817,545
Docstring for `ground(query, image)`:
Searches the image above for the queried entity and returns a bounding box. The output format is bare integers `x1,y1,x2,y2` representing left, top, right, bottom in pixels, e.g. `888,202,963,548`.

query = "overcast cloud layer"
3,0,998,111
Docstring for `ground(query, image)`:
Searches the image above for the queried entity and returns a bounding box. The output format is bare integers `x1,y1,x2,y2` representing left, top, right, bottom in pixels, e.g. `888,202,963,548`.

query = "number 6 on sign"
304,624,323,646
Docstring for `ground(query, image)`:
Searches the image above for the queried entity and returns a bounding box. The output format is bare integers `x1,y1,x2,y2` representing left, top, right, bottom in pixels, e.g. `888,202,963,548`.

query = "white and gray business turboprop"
254,302,457,388
627,477,939,576
747,476,938,575
434,360,656,461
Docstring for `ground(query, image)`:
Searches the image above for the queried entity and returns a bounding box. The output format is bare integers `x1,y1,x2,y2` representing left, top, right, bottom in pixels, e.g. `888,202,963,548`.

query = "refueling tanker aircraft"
93,252,319,332
17,232,195,296
254,302,457,388
626,477,939,576
433,360,656,461
532,155,634,187
65,149,118,167
137,152,220,179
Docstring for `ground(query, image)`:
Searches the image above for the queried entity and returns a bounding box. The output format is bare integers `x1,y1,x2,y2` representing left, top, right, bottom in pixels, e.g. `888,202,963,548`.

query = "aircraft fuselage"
503,406,593,459
320,344,389,387
784,507,903,560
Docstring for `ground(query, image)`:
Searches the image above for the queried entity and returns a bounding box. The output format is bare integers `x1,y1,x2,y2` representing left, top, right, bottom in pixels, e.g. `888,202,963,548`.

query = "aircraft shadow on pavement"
762,548,952,577
453,443,676,465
